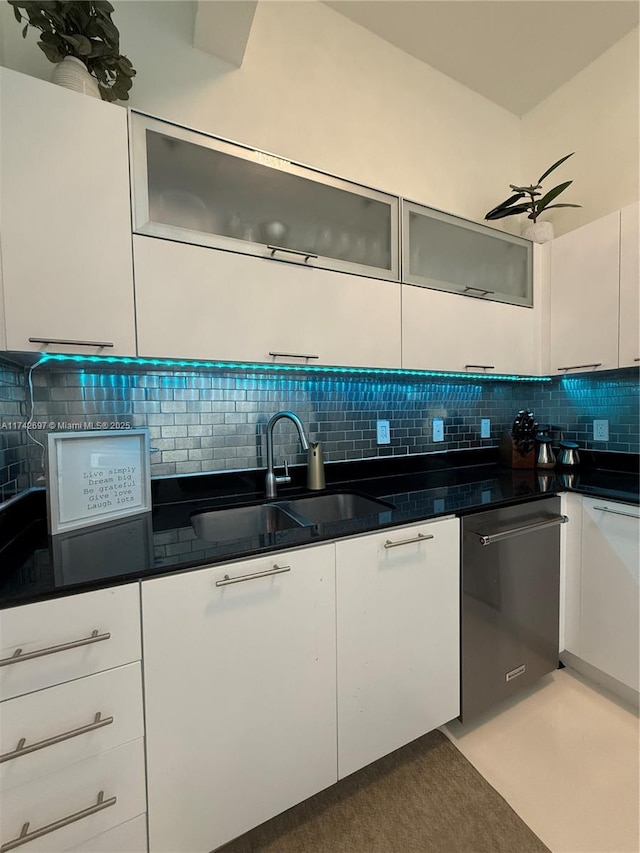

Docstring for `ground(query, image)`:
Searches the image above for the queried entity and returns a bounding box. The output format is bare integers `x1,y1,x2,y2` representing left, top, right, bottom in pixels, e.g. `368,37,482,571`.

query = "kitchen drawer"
66,815,147,853
0,585,141,702
1,663,144,792
0,738,146,853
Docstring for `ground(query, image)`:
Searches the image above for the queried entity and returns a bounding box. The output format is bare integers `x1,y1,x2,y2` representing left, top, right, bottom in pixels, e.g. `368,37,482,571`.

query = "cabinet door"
0,68,136,356
134,235,401,368
402,284,538,375
0,585,141,702
130,112,399,281
142,545,337,853
580,499,639,691
402,201,533,306
550,211,620,373
336,519,459,779
0,739,146,853
619,202,639,368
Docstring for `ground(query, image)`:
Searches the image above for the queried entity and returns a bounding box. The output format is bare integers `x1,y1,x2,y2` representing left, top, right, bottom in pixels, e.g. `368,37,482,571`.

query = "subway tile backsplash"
0,362,638,494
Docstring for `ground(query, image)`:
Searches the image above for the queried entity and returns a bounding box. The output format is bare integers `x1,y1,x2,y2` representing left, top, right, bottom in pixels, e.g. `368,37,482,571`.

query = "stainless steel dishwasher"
460,497,568,722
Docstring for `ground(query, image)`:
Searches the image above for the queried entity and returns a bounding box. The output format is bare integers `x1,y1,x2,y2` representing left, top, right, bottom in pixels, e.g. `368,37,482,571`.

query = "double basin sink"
191,492,394,545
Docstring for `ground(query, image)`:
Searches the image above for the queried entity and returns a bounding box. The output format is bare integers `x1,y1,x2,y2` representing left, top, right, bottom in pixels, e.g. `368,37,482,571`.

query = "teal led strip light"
38,353,551,381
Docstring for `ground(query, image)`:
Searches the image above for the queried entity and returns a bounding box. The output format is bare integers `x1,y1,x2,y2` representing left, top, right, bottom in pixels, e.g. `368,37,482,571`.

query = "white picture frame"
47,429,151,535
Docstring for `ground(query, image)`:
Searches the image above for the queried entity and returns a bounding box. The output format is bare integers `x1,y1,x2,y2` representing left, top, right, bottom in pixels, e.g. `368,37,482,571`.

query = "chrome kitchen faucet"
265,411,310,498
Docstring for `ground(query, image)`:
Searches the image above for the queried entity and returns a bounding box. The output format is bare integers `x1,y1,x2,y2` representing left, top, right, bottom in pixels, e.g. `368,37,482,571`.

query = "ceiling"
323,1,640,115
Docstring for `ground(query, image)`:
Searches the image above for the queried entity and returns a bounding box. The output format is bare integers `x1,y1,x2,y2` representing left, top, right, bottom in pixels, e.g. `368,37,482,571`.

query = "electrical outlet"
376,419,390,444
481,418,491,439
593,419,609,441
433,417,444,442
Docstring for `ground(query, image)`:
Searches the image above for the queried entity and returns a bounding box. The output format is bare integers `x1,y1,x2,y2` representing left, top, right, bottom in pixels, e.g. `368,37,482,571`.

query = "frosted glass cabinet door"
130,113,399,281
402,201,533,306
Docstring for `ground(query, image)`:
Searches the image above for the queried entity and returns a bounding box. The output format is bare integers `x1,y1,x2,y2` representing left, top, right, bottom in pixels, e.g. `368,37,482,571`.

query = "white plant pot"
51,56,101,100
522,220,554,244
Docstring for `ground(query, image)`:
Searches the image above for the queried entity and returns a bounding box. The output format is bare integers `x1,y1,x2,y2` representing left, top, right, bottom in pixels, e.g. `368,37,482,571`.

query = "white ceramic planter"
51,56,101,99
522,220,554,244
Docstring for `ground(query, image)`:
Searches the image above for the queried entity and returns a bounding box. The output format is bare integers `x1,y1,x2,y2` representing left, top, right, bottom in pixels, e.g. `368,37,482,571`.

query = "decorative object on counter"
9,1,136,102
557,440,581,468
307,442,326,491
47,429,151,534
484,153,581,243
499,409,537,468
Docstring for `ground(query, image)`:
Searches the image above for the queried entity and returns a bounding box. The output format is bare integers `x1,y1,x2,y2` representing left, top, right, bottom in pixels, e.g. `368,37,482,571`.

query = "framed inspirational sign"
47,429,151,535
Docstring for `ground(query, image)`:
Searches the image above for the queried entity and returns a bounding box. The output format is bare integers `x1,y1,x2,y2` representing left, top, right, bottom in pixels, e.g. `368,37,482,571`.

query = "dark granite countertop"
1,449,637,609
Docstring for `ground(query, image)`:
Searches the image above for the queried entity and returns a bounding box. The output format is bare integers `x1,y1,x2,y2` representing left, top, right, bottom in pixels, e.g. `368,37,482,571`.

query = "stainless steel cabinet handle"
593,505,640,519
557,363,602,371
0,712,114,764
0,629,111,668
477,515,568,546
269,351,320,360
463,286,495,296
384,533,434,549
0,791,116,852
216,564,291,587
267,245,318,263
634,358,640,362
465,364,495,370
28,337,114,348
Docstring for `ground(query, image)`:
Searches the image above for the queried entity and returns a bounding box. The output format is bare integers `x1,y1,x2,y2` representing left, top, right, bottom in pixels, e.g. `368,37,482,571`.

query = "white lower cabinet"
0,739,146,853
336,518,460,779
134,235,401,368
402,284,538,375
141,545,338,853
0,585,147,853
579,498,639,692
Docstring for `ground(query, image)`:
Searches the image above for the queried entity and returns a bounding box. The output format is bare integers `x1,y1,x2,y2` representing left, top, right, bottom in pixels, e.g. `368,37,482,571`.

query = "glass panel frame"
402,200,533,308
129,112,400,282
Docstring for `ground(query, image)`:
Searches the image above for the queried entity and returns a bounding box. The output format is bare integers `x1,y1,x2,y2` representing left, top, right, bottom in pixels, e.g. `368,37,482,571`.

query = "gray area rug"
218,729,550,853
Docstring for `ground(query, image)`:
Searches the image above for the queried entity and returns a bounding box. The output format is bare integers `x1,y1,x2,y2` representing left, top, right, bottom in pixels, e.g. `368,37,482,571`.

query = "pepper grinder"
307,441,326,490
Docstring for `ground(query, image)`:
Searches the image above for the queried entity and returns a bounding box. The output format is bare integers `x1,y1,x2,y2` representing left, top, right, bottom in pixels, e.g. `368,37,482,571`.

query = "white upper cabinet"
134,235,401,368
0,68,136,356
618,201,639,368
402,285,539,375
402,201,533,307
549,211,620,373
129,113,400,281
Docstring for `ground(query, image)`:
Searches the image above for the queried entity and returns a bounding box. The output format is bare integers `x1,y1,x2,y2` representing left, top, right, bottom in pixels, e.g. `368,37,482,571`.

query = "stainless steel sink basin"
277,492,394,526
191,503,305,544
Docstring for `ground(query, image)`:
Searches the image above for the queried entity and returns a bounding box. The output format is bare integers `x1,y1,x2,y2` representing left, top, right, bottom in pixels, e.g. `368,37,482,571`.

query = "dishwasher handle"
477,514,568,546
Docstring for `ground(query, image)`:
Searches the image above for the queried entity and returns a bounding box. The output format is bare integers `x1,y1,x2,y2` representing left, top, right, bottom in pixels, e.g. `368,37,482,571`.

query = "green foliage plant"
485,153,581,224
8,1,136,102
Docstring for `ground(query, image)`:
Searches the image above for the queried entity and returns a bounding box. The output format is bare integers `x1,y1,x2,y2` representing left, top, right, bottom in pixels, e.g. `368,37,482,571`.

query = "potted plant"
484,153,581,242
8,1,136,102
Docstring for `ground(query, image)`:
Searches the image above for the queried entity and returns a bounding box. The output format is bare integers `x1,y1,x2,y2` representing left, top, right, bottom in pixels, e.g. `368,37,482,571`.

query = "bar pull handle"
634,358,640,362
384,533,434,549
557,363,602,371
477,514,568,546
0,629,111,668
593,505,639,520
0,713,114,764
0,791,116,852
269,351,320,360
216,564,291,587
465,364,495,371
463,286,495,296
28,337,114,349
267,245,318,263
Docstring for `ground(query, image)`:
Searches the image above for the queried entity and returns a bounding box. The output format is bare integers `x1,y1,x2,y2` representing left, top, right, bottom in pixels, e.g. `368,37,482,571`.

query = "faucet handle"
275,458,291,486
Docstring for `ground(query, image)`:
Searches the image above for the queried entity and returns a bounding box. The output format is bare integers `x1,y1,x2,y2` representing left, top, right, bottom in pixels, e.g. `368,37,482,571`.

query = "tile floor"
443,667,640,853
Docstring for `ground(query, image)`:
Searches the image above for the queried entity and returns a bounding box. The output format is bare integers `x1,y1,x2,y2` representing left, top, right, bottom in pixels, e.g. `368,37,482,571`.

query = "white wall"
521,28,639,236
0,0,521,228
